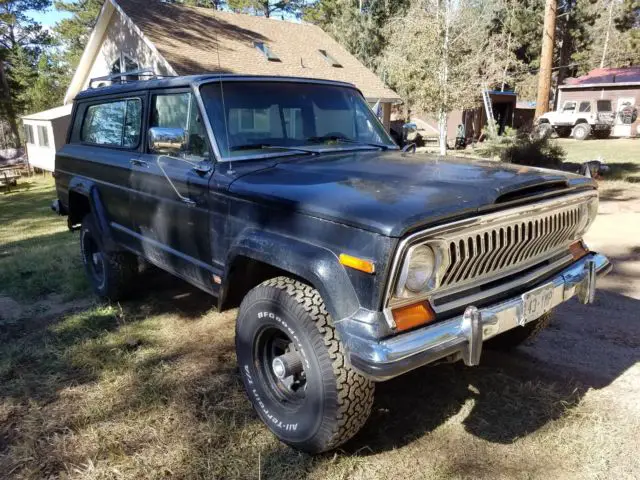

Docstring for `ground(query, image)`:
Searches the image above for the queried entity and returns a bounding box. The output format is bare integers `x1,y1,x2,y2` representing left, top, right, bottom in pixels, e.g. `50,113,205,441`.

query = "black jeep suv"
53,74,611,453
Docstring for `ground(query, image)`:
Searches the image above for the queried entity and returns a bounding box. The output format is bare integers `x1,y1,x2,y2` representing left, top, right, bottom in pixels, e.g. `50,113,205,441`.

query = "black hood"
228,150,596,237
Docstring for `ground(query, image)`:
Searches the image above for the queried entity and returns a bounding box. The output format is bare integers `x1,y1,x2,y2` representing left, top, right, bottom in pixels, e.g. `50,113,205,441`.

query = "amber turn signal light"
339,254,375,274
392,301,436,332
569,240,589,260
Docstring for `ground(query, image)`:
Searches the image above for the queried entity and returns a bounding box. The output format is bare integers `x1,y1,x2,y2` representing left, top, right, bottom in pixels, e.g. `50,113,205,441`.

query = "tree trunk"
438,108,448,156
600,0,615,68
439,0,451,156
0,60,21,149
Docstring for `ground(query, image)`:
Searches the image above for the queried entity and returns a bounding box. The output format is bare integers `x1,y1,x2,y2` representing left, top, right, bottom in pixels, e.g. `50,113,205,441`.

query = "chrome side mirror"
148,127,187,155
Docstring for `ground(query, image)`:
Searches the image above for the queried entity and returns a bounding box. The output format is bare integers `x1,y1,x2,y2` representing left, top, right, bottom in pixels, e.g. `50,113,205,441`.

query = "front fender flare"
224,229,361,322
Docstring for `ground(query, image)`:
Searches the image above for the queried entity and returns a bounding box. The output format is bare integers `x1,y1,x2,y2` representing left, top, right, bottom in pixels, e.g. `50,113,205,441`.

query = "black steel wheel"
236,277,374,453
255,325,307,406
80,214,138,301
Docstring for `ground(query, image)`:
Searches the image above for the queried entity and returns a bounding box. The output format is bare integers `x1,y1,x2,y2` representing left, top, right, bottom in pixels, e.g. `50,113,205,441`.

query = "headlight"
400,244,436,294
576,196,599,237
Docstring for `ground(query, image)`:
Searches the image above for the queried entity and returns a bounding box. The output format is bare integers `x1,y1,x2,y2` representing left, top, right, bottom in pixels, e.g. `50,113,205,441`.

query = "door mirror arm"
156,156,196,207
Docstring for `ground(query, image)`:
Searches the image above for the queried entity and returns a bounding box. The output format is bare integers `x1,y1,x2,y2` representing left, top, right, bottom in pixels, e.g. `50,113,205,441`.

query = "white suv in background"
537,99,615,140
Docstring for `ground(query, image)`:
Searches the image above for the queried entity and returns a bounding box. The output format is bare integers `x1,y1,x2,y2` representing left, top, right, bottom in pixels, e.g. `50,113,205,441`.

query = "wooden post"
535,0,557,118
382,102,391,132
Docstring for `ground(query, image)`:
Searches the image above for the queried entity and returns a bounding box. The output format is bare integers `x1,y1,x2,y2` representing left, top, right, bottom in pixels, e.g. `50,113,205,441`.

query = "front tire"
80,214,138,301
236,277,374,453
572,123,591,141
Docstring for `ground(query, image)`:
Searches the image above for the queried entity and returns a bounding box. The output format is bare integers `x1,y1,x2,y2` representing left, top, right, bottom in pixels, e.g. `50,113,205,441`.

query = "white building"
21,105,72,172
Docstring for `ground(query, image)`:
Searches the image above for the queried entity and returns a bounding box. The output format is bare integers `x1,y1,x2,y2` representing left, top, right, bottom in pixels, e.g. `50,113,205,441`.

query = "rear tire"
80,214,138,301
236,277,374,453
594,129,611,139
485,311,552,350
572,123,590,141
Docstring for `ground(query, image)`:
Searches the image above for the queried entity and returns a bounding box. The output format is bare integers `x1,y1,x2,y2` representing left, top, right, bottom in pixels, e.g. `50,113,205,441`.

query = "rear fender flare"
68,177,117,251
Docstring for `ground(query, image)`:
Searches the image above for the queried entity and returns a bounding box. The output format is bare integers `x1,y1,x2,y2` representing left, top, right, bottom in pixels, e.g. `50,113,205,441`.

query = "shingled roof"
563,67,640,87
114,0,399,102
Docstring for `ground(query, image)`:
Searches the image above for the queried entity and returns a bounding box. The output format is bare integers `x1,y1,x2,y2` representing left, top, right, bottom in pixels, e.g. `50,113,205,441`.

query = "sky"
27,8,73,29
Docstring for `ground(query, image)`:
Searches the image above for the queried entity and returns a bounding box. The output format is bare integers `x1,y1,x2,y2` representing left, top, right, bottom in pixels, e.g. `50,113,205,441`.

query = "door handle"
130,158,149,168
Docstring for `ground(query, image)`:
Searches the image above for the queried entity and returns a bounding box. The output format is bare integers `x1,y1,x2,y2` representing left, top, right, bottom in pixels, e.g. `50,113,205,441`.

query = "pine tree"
304,0,410,72
0,0,52,147
54,0,105,71
227,0,308,18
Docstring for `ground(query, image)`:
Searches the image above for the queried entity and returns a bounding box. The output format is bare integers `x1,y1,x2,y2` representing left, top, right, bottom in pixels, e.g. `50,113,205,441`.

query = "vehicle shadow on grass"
341,252,640,454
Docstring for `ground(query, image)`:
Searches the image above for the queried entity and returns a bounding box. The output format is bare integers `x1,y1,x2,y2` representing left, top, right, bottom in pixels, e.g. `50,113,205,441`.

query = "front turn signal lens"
339,254,375,274
392,301,436,331
569,240,589,260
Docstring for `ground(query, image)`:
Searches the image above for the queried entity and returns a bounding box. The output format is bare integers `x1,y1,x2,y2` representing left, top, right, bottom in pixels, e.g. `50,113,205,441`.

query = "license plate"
522,283,554,324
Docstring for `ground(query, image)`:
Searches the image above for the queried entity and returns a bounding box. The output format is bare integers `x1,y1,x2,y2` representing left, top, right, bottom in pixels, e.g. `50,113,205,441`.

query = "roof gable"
114,0,399,102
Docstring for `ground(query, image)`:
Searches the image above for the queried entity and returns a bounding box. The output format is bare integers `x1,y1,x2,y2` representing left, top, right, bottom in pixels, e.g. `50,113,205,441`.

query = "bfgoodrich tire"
485,311,553,350
236,277,374,453
80,214,138,301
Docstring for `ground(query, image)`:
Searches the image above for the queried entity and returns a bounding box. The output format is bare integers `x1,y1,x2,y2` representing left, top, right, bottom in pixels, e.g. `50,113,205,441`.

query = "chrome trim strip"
383,190,598,312
352,252,610,381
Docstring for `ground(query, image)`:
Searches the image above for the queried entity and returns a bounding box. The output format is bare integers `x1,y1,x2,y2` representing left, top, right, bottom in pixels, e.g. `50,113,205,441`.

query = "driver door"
129,89,216,292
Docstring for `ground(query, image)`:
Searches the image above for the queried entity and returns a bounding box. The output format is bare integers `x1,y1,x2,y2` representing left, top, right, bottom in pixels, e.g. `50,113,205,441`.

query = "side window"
578,101,591,113
24,124,34,144
81,98,142,148
37,125,49,147
562,101,576,113
150,92,209,159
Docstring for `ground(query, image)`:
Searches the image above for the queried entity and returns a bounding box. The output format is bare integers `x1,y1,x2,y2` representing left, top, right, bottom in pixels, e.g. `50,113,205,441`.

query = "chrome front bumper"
348,253,611,381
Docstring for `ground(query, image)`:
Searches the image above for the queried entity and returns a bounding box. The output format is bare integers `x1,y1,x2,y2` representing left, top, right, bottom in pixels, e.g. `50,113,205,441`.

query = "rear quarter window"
80,98,142,148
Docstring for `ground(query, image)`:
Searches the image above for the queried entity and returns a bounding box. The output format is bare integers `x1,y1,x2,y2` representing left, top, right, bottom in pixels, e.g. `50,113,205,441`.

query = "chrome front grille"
385,190,599,312
440,206,581,289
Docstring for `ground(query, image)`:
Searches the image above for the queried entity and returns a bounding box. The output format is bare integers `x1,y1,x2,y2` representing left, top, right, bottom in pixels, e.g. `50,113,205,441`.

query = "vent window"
254,42,280,62
318,49,342,67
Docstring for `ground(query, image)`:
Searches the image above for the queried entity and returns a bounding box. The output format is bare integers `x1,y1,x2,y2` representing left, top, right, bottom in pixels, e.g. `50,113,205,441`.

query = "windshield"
199,81,397,160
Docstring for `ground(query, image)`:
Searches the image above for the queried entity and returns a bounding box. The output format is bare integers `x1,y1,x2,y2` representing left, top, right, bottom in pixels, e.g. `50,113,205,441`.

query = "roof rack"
89,69,176,88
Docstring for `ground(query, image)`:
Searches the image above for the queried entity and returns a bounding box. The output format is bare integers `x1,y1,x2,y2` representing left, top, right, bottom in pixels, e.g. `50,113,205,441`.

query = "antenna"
215,30,233,175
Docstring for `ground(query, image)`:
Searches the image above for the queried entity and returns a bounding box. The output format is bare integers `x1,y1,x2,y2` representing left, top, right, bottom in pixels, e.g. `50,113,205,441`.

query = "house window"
37,125,49,147
24,124,35,144
578,101,591,113
82,98,142,148
318,49,342,68
230,107,271,133
110,54,140,81
254,42,280,62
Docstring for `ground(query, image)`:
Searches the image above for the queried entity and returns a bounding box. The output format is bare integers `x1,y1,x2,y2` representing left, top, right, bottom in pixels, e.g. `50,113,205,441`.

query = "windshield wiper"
305,135,390,150
230,144,317,155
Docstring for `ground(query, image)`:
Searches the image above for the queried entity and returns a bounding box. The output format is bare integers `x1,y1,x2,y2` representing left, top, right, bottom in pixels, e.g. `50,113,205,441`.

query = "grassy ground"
1,177,639,479
557,138,640,181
